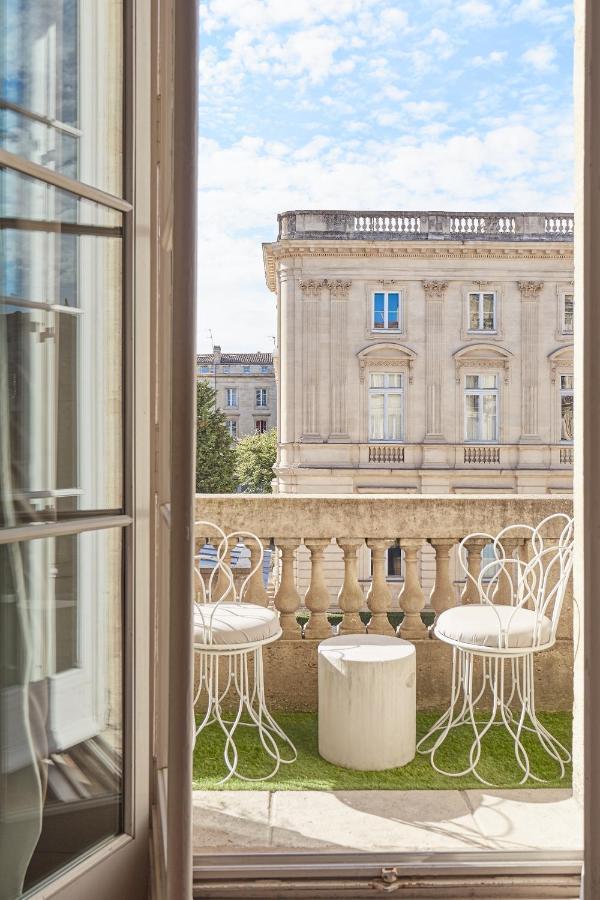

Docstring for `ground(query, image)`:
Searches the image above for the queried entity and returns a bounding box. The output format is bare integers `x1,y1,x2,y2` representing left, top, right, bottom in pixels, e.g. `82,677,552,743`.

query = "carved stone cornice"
327,279,352,299
518,280,544,299
422,280,448,298
359,357,414,383
454,357,511,384
299,279,327,299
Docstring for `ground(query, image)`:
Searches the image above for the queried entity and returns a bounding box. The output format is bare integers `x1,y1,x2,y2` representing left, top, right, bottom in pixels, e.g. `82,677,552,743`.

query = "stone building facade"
263,210,574,495
197,347,277,439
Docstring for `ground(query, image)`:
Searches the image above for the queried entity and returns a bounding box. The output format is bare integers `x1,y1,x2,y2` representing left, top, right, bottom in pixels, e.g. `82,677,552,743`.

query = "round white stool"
318,634,416,771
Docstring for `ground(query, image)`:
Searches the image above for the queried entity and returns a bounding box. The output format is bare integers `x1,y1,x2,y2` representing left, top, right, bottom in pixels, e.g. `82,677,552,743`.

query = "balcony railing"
195,495,574,712
277,210,574,242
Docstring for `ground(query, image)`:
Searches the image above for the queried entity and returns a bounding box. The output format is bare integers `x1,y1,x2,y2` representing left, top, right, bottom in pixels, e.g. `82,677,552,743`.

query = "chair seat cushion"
435,604,552,649
194,602,280,646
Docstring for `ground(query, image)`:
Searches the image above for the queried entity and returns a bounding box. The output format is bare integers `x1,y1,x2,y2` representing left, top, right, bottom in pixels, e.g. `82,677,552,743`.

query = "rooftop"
275,209,574,243
197,351,274,366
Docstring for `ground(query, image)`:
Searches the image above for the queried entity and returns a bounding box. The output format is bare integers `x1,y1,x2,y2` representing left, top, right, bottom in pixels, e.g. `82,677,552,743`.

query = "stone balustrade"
277,210,574,242
194,494,574,711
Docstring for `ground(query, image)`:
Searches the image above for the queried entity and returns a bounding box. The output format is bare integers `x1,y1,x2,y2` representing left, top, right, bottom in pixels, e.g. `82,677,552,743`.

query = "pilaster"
519,280,543,443
328,280,352,441
299,279,326,441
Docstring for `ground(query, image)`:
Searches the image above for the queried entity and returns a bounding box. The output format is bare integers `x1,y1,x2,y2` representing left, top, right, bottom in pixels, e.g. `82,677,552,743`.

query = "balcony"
192,494,581,893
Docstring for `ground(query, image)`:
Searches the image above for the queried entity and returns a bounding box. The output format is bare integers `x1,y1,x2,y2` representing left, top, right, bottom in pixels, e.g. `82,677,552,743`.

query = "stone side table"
318,634,416,771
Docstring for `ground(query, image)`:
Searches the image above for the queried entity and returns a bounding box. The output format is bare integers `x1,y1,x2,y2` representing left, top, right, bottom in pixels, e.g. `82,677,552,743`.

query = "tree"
234,428,277,493
196,380,237,493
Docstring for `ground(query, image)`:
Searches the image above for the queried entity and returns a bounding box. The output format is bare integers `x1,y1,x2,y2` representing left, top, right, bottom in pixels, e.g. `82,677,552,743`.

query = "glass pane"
0,528,123,894
563,294,574,333
369,393,384,440
465,375,478,389
373,292,385,328
465,394,479,440
1,167,120,229
369,373,384,388
482,394,498,441
561,393,574,441
1,0,123,197
561,375,574,390
387,393,402,440
482,294,495,330
479,374,497,389
387,373,402,388
1,191,123,526
468,294,480,330
387,292,399,329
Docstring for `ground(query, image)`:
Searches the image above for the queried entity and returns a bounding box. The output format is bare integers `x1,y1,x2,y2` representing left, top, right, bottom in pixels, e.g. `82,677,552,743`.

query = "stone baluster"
460,538,488,604
429,539,456,624
366,540,395,635
241,536,269,606
304,539,332,639
398,539,428,639
273,539,302,639
337,539,366,634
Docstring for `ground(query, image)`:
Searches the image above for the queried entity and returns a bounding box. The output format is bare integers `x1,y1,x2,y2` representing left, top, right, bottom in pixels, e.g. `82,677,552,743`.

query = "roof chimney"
213,345,222,363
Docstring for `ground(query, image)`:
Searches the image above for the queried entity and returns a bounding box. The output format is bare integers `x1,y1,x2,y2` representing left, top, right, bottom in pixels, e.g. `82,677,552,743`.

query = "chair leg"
417,649,571,785
194,647,297,784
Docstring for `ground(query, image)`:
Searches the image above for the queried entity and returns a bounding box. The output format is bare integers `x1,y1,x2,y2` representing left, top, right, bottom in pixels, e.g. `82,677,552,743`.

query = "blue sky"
198,0,573,353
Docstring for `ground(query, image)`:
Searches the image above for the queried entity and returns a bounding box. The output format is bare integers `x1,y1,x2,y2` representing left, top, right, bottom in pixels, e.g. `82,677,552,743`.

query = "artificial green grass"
193,711,572,791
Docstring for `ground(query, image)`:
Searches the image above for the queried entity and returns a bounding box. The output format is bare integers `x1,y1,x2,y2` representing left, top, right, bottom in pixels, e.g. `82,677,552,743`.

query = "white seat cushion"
435,604,552,650
194,602,280,646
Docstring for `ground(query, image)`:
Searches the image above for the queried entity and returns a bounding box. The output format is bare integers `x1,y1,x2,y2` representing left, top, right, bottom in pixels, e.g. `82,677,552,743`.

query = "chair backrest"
458,513,574,649
193,521,265,644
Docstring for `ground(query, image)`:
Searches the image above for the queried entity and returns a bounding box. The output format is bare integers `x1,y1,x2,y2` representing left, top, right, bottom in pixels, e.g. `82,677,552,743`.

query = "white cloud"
522,43,557,71
457,1,496,25
511,0,571,26
472,50,508,66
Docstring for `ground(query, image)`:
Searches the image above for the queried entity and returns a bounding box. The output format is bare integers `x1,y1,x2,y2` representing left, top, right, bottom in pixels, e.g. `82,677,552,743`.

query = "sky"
197,0,573,354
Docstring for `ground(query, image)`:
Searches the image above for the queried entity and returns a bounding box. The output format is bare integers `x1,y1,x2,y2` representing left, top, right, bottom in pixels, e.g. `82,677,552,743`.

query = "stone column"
366,539,395,635
304,539,332,638
273,539,302,639
423,281,448,442
242,537,269,606
429,539,456,623
519,281,543,442
460,538,488,604
278,264,296,447
398,540,428,638
337,538,365,633
329,280,352,440
299,280,326,441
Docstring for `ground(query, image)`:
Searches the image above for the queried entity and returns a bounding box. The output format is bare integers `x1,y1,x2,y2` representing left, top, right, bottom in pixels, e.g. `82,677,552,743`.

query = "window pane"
561,375,574,390
370,373,385,388
369,394,384,440
563,294,574,333
387,292,399,329
373,292,385,328
387,393,402,440
0,528,123,893
387,373,402,388
561,393,574,441
468,294,480,330
482,294,495,330
482,394,498,441
465,394,479,440
1,182,123,526
1,0,124,196
465,375,479,389
479,374,497,389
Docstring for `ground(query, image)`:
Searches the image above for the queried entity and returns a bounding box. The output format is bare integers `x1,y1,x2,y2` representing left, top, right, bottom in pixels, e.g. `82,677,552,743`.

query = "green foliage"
196,380,237,493
234,428,277,493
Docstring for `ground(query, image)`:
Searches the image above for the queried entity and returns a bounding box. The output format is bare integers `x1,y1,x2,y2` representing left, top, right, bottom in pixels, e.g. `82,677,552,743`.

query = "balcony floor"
193,787,581,855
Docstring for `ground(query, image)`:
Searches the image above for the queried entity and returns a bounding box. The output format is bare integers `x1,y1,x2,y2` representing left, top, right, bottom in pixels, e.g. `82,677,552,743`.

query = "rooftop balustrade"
276,210,574,242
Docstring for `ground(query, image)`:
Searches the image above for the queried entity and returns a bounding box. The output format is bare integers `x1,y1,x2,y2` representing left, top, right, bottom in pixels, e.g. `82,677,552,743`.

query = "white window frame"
225,387,237,408
464,373,499,443
371,290,403,332
562,292,574,335
256,388,268,408
226,418,238,438
560,374,574,443
467,291,497,333
368,372,404,442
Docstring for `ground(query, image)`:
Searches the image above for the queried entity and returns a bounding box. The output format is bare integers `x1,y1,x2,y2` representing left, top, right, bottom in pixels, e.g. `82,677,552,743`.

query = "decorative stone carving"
422,280,448,298
518,281,543,298
299,279,327,298
327,279,352,298
454,356,511,384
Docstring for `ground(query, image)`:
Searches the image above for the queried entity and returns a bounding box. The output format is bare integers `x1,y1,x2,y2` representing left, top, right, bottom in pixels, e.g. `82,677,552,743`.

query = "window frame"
226,418,238,438
255,387,268,408
368,372,404,443
467,291,497,333
562,292,574,336
560,373,574,443
371,290,403,332
463,373,500,443
225,387,238,408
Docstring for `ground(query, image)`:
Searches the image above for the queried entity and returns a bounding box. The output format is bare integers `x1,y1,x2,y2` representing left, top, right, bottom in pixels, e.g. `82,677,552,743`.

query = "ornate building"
263,210,574,494
197,347,277,438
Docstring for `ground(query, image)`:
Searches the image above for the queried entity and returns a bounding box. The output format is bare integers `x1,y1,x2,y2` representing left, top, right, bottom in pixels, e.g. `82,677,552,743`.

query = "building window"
468,292,496,332
256,388,268,407
255,419,268,433
200,365,210,374
464,374,498,442
562,293,574,335
368,373,403,441
261,365,270,374
226,419,238,438
372,291,401,331
223,365,231,373
560,374,574,442
243,365,251,374
225,388,238,408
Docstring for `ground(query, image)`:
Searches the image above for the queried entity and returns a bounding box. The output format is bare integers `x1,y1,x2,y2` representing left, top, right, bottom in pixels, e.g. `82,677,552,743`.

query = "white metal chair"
417,513,574,785
193,521,297,783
